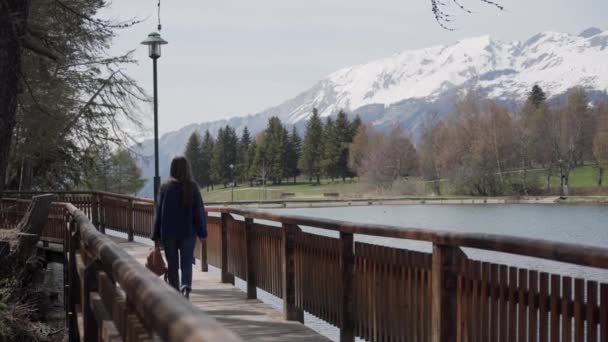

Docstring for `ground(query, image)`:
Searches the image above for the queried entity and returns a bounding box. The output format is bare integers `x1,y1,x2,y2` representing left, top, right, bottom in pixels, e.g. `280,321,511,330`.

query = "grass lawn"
201,179,367,202
528,164,605,189
200,164,607,202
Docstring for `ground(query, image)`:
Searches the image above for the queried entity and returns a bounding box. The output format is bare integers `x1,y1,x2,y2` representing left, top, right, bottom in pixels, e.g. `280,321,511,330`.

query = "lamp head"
141,32,168,59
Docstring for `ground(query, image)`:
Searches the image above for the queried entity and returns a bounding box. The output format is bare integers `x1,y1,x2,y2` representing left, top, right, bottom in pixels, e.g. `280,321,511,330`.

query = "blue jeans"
162,235,196,292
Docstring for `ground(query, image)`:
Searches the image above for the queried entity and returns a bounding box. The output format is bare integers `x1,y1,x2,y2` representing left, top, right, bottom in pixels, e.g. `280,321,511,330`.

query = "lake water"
267,204,608,282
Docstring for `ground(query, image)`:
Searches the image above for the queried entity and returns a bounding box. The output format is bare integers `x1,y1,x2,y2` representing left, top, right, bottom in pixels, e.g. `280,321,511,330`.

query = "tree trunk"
0,1,30,198
599,167,603,187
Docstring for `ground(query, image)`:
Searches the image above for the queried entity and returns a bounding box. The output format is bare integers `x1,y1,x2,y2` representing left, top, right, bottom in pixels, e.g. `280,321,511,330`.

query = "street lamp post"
229,164,235,203
141,32,168,204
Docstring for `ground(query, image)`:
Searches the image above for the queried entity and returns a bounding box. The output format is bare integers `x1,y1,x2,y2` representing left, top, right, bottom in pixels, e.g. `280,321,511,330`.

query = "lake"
267,204,608,282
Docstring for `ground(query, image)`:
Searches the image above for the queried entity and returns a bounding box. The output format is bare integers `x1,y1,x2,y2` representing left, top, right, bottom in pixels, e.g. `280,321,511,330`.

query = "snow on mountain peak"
284,29,608,123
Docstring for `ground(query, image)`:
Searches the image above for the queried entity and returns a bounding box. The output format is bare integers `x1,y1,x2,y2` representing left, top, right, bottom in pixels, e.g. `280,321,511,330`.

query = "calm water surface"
268,204,608,282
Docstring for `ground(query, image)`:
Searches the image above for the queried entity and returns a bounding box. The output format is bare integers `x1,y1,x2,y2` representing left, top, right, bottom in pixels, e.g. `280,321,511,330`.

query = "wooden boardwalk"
113,237,332,342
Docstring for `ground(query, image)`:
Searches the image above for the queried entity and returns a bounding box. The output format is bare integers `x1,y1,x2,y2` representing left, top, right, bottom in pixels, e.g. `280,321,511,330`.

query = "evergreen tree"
299,109,324,184
322,117,340,180
184,132,204,186
529,85,547,108
246,141,258,186
212,127,227,187
201,130,215,190
83,148,145,195
216,125,239,186
264,117,286,184
238,127,252,182
285,127,302,184
252,132,269,186
334,110,352,182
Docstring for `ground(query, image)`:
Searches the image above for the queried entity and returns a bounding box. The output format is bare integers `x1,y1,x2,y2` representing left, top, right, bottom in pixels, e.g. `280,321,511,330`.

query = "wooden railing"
1,194,240,342
2,191,608,342
203,207,608,342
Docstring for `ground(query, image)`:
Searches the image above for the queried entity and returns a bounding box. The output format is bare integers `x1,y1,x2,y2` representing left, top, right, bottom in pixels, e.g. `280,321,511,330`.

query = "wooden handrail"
206,207,608,270
64,203,241,342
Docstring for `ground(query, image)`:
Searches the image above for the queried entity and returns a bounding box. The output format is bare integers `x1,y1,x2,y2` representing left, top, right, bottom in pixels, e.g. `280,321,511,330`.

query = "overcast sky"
102,0,607,136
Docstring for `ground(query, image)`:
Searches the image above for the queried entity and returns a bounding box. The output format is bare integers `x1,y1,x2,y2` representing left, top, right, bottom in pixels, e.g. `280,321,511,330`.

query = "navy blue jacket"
151,180,207,241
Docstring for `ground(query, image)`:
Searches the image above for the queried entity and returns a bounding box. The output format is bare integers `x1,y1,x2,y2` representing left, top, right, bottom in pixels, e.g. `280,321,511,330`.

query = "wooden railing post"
127,199,134,241
98,194,105,234
67,219,80,342
282,223,304,322
83,260,100,342
92,193,101,232
200,211,208,272
245,217,257,299
431,243,466,342
200,239,208,272
339,232,355,342
220,213,234,284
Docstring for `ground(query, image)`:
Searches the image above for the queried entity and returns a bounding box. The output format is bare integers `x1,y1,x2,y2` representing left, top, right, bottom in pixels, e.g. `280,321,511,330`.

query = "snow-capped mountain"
135,28,608,196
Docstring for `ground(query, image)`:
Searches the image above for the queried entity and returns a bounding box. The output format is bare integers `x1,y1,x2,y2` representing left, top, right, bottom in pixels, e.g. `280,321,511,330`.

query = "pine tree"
322,117,340,180
212,126,238,187
201,130,215,190
184,132,204,186
285,127,302,184
212,127,227,187
264,117,286,184
238,127,252,183
350,116,362,138
334,110,352,182
529,85,547,108
299,108,324,184
246,141,257,186
252,132,269,186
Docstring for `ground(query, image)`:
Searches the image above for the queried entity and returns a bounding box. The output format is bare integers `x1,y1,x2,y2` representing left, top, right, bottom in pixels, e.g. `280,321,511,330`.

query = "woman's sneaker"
181,286,191,299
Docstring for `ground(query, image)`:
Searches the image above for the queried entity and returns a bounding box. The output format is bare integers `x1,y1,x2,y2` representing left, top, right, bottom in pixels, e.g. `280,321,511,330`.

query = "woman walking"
151,156,207,299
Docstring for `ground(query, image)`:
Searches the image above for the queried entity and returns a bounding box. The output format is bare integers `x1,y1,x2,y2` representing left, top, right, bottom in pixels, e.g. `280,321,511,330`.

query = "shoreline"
206,195,607,208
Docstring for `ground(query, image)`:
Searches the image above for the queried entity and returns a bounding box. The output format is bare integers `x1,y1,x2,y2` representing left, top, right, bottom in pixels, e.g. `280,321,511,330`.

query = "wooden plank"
529,270,538,342
481,262,490,341
465,260,474,342
539,272,549,342
245,217,256,299
339,232,355,342
518,268,528,342
490,263,499,342
562,277,572,342
574,278,584,342
550,274,560,342
499,265,508,342
472,261,482,342
431,243,466,342
601,284,607,342
587,281,598,342
282,223,303,323
406,251,414,342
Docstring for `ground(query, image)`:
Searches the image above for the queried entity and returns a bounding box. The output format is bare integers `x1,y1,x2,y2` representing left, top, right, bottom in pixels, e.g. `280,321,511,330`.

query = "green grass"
200,165,607,202
528,164,606,191
201,179,367,202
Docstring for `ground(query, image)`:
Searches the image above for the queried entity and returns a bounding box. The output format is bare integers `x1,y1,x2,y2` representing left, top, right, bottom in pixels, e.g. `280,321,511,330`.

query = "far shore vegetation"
187,86,608,202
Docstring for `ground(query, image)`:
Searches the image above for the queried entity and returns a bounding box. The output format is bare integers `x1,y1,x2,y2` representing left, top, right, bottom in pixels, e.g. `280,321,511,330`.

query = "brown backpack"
145,247,167,276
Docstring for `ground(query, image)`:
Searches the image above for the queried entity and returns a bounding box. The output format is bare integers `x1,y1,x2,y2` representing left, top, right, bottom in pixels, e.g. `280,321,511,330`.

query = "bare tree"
593,103,608,186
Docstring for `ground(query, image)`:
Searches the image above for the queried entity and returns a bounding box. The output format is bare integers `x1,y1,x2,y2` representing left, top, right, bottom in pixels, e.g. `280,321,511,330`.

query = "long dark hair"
169,156,195,207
